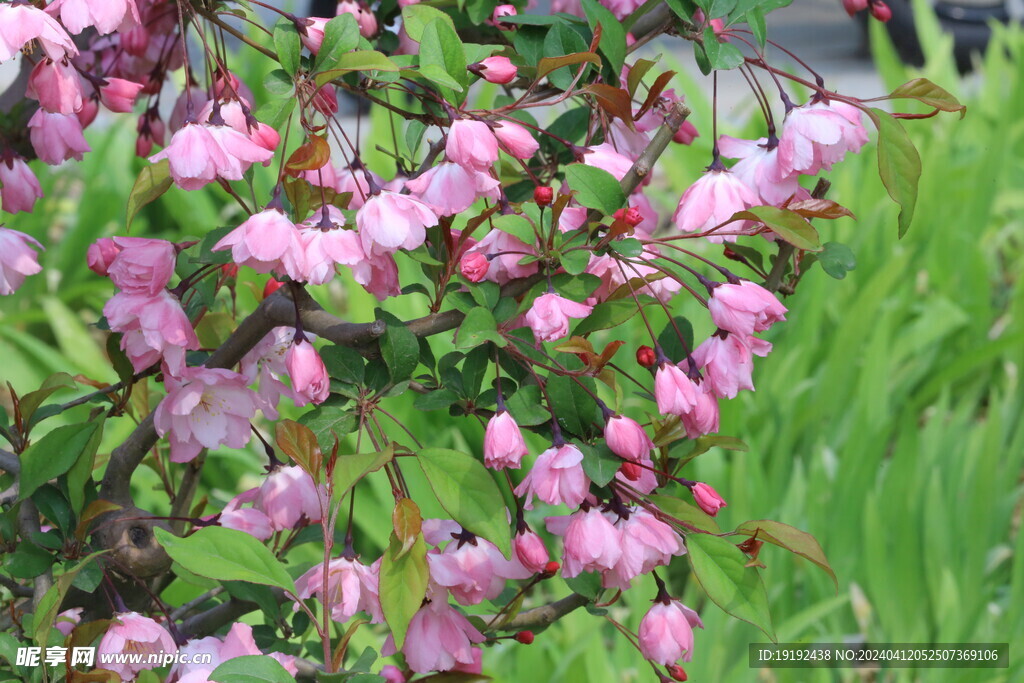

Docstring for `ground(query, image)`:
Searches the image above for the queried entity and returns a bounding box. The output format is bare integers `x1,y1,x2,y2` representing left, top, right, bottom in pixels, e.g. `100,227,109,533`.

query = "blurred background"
0,4,1021,681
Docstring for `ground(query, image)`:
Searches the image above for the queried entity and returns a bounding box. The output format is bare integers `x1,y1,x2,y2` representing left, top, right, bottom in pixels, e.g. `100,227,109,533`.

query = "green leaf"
456,307,505,350
545,374,600,438
299,404,358,454
692,41,712,76
816,241,856,279
378,310,420,383
401,4,457,42
578,443,620,487
273,19,302,75
565,164,626,216
409,64,464,93
321,344,365,385
492,214,537,245
418,18,468,105
127,160,173,229
263,68,294,97
648,493,721,533
560,247,590,276
333,445,394,502
580,0,627,75
19,421,103,500
418,448,512,557
315,51,401,85
542,23,591,90
254,97,295,131
18,372,75,424
66,417,105,515
211,655,297,683
733,206,822,252
315,14,360,72
154,526,297,593
32,551,107,647
887,78,966,118
702,29,745,70
734,519,838,589
379,532,428,649
572,299,641,336
686,533,775,640
3,543,54,579
656,316,694,364
505,385,550,426
870,108,921,238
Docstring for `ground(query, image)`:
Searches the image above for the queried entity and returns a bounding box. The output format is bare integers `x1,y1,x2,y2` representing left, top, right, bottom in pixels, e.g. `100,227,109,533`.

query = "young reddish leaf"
731,206,823,252
635,70,676,121
554,336,595,356
585,84,635,130
870,107,921,238
275,420,324,482
734,519,838,590
284,135,331,175
536,52,602,80
887,78,966,119
786,198,856,220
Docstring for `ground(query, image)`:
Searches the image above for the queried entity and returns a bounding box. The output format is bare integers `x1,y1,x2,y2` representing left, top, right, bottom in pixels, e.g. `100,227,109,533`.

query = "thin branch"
493,592,590,631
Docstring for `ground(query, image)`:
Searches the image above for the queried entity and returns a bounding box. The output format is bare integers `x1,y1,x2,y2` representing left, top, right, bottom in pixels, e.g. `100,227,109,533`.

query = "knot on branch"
92,507,172,579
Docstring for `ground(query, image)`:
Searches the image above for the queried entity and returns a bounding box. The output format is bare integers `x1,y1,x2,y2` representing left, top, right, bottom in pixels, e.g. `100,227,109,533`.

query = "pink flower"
298,17,330,53
107,237,177,295
464,229,537,285
216,490,273,540
524,292,593,343
604,415,653,461
484,410,528,470
494,121,539,159
673,167,759,243
654,363,699,416
691,333,771,399
603,508,684,590
512,528,550,574
472,56,517,84
213,207,305,280
28,110,90,164
0,228,43,296
691,482,726,516
55,608,82,637
97,612,177,681
153,366,257,463
707,280,787,336
0,3,77,62
514,444,590,510
27,58,83,114
717,135,799,206
256,465,326,529
581,143,634,181
380,665,406,683
777,100,868,177
460,252,489,283
297,207,364,286
104,291,199,373
674,121,699,145
196,99,280,154
446,119,499,172
680,379,719,439
356,190,438,256
551,506,622,578
293,556,383,623
239,327,296,420
350,249,401,300
99,78,145,113
404,162,499,216
149,121,274,190
47,0,140,35
286,339,330,406
428,536,506,605
399,601,486,673
336,1,378,38
638,599,703,665
0,156,44,214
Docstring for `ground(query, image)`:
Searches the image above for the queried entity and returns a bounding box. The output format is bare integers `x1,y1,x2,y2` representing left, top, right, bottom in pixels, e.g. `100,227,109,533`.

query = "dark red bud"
636,345,656,367
534,186,553,206
870,0,892,21
622,207,643,226
619,460,642,481
263,278,284,299
668,665,688,681
515,630,535,644
542,561,560,577
221,263,239,278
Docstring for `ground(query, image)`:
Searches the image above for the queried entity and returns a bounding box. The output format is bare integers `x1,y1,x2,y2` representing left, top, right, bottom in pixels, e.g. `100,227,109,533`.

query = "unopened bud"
515,630,535,644
460,252,490,283
619,460,642,481
263,278,284,299
534,186,553,206
870,0,892,21
636,345,656,367
541,561,560,577
668,665,688,681
221,263,239,278
613,207,643,227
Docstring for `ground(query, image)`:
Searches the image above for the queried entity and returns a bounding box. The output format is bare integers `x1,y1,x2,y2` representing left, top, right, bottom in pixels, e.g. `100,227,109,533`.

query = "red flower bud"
870,0,892,21
221,263,239,278
263,278,284,299
619,460,642,481
668,665,688,681
542,561,560,577
515,630,535,644
636,345,656,367
460,252,490,283
534,186,553,206
613,207,643,227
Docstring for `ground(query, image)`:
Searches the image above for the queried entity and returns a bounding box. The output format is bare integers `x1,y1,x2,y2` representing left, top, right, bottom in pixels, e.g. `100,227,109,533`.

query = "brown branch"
763,178,830,292
0,448,19,474
495,592,590,631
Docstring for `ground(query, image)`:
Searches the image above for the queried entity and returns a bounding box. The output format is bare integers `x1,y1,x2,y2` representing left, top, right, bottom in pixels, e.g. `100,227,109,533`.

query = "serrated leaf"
505,385,550,426
154,526,297,593
581,0,626,74
401,4,456,42
276,420,323,482
273,19,302,75
418,18,468,104
378,310,420,383
887,78,966,118
702,29,745,70
19,421,103,501
315,14,360,72
456,307,505,350
817,241,856,279
572,299,641,336
648,493,721,533
321,345,365,385
578,443,620,487
299,405,358,455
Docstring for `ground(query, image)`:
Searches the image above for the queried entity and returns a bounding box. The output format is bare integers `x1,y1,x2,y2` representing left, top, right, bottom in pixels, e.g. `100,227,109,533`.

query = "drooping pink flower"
107,237,177,295
446,119,499,172
97,612,177,681
654,362,700,416
0,228,43,296
604,415,653,461
680,379,719,439
472,56,517,84
356,190,438,256
103,291,197,372
550,506,623,578
153,366,257,463
484,410,528,470
691,333,771,399
603,508,684,590
215,489,273,540
297,206,365,286
28,110,91,164
148,121,273,190
717,135,799,206
673,167,759,243
514,444,590,510
463,229,537,285
512,528,550,574
0,3,77,62
404,162,499,216
494,121,539,159
213,207,306,280
286,339,330,406
336,0,378,37
581,143,634,181
298,16,331,53
47,0,140,35
99,78,145,113
707,280,787,336
428,536,506,605
524,292,593,343
196,98,280,154
776,100,868,177
0,156,44,214
27,58,83,115
293,556,383,623
638,599,703,665
350,249,401,300
239,326,296,420
256,465,326,529
691,482,727,516
399,600,486,673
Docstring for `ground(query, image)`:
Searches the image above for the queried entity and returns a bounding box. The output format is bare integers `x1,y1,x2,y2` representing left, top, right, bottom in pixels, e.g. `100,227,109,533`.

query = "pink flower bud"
380,665,407,683
472,56,517,84
446,119,499,172
638,599,703,665
534,186,553,206
460,252,490,283
27,58,83,115
870,0,892,20
513,528,550,573
524,292,593,343
257,465,326,530
494,121,539,160
87,238,121,277
99,78,144,113
691,482,726,516
338,0,378,38
604,415,653,461
299,17,330,53
484,410,528,469
654,363,699,417
842,0,869,14
636,345,656,367
488,4,517,29
286,339,330,406
673,121,699,145
76,97,99,128
707,280,787,336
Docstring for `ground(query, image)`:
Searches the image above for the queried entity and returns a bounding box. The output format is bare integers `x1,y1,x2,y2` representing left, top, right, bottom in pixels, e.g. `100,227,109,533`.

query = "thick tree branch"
0,448,19,474
495,593,590,631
